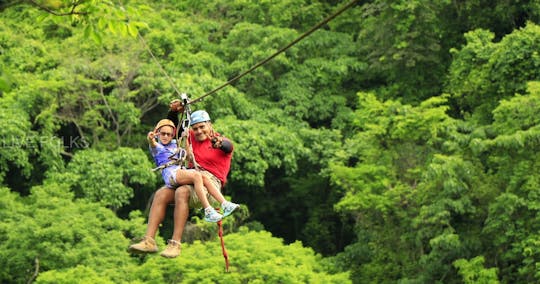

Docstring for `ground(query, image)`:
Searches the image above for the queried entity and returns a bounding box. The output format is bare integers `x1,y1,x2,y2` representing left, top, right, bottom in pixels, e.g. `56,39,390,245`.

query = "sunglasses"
159,131,174,137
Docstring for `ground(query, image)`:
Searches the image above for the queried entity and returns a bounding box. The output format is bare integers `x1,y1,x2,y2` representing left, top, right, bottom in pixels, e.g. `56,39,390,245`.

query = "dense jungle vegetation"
1,0,540,283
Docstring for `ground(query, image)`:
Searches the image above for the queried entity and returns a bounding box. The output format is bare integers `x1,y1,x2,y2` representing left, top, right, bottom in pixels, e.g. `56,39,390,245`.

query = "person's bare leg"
160,185,190,258
129,186,174,253
175,169,211,209
202,175,226,204
171,185,190,242
201,174,239,217
175,170,223,222
145,187,175,238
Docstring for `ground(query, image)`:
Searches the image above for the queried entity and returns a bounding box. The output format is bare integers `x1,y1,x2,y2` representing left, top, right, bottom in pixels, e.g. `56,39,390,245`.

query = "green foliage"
219,229,350,283
23,0,152,43
6,182,347,284
178,0,326,30
448,0,540,38
471,82,540,282
492,85,540,134
0,184,146,284
64,147,156,210
220,22,298,99
275,30,360,127
330,92,494,282
446,23,540,123
217,117,307,187
0,95,34,183
37,265,116,284
454,256,499,284
331,93,457,214
3,0,540,283
1,6,168,150
0,65,13,92
411,154,484,282
33,228,350,283
123,228,351,283
354,0,451,101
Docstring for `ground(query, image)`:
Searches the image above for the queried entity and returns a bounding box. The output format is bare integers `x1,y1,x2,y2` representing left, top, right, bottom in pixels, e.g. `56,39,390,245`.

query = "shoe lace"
167,239,181,247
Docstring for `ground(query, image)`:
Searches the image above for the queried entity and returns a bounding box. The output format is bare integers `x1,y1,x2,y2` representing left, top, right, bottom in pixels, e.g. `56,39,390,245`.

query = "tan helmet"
154,119,176,133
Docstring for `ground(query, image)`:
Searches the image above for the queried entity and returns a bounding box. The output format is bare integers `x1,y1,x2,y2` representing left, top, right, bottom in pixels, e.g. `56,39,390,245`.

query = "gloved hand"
211,136,223,149
169,99,184,112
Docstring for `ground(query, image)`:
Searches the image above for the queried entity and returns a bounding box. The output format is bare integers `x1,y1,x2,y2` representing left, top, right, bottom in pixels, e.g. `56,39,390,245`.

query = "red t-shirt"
188,130,233,186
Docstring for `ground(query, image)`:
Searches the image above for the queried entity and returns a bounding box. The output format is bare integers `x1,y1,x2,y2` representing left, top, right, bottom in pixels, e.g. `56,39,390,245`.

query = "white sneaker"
222,201,240,217
204,207,223,222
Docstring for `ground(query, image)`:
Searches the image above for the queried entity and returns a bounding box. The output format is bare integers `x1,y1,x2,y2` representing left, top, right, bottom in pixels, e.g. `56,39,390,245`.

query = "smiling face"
191,122,211,142
157,125,175,144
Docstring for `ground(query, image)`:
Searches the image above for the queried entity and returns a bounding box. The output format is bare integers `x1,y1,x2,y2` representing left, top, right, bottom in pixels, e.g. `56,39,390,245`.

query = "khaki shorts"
185,170,222,209
161,170,222,209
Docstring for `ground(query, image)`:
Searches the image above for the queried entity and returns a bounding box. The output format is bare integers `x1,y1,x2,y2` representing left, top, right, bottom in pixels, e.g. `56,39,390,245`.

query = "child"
148,119,239,222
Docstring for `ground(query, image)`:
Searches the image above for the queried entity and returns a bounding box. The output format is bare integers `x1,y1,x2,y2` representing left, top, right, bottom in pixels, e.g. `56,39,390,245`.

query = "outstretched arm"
167,99,185,136
147,131,158,148
211,136,233,154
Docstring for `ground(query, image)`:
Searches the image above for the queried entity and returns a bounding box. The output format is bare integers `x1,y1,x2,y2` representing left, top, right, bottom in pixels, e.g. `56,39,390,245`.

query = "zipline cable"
138,33,184,97
116,0,184,97
189,0,360,104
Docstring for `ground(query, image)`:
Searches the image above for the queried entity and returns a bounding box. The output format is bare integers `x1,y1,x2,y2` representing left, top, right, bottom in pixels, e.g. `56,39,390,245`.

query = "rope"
217,217,230,272
137,34,184,97
177,95,202,170
189,0,360,104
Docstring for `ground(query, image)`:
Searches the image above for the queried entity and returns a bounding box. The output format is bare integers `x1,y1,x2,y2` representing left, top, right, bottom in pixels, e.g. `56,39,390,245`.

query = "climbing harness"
150,148,186,172
151,93,198,172
175,93,201,170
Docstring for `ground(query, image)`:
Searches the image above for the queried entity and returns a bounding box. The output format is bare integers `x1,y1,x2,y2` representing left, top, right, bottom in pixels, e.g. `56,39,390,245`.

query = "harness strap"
160,93,192,170
151,149,186,172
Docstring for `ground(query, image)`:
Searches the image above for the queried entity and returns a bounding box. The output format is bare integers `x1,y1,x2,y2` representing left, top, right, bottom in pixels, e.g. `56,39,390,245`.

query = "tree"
1,181,351,283
447,0,540,39
0,185,147,284
353,0,451,102
0,95,35,185
63,147,156,211
0,0,150,42
329,92,480,282
37,228,351,283
446,23,540,123
454,256,499,284
476,82,540,283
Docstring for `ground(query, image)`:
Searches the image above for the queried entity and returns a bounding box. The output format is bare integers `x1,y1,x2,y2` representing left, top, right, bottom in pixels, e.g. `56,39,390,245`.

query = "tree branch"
98,84,121,146
27,0,88,16
27,257,39,284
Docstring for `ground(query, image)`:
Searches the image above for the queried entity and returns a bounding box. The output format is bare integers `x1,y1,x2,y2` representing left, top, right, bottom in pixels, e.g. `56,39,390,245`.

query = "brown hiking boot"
128,236,158,254
160,239,181,258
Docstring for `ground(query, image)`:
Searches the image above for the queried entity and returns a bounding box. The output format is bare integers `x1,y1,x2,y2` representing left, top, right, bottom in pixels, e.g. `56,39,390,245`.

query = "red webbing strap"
217,217,230,272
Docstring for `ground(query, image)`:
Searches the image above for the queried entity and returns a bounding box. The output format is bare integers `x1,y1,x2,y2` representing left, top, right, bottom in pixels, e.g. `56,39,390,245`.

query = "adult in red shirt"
129,100,237,258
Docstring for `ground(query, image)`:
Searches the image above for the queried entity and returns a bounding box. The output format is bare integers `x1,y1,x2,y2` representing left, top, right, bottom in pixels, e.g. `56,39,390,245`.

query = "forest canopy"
1,0,540,283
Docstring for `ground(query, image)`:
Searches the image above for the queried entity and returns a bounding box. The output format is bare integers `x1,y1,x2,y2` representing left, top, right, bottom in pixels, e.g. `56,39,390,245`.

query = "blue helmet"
190,110,211,126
